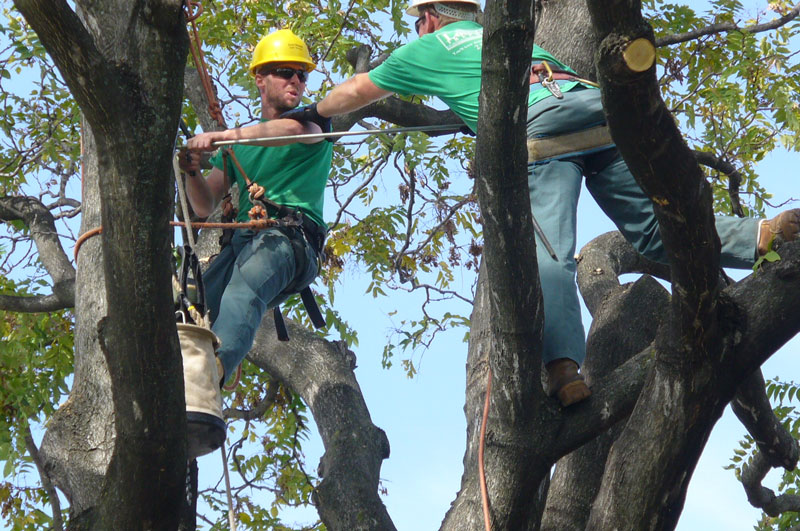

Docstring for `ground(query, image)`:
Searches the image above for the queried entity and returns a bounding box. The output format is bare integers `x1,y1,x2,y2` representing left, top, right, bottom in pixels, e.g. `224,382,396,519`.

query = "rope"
173,156,197,250
222,364,242,392
73,219,278,261
182,0,225,127
220,440,238,530
210,123,467,147
479,366,492,531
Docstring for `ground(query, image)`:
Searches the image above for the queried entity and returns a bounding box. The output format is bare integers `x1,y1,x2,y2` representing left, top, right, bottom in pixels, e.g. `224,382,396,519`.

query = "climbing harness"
219,147,328,341
530,60,599,100
527,61,612,163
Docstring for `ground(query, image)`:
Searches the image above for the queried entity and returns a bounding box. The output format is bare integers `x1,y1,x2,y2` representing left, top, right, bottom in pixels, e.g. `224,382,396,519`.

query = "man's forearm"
187,119,318,150
184,171,216,218
317,73,392,117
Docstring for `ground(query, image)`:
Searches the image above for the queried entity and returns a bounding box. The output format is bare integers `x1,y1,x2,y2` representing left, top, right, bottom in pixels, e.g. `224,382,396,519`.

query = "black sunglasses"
414,16,425,34
268,67,308,83
414,10,438,34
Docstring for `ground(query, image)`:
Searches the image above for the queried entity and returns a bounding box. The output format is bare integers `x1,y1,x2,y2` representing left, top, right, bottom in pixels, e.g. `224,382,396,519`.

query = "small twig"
656,3,800,47
319,0,357,64
24,425,64,531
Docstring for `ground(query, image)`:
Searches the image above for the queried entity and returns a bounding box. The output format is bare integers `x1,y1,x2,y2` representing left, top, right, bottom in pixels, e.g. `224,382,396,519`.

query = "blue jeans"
527,86,759,366
203,228,318,380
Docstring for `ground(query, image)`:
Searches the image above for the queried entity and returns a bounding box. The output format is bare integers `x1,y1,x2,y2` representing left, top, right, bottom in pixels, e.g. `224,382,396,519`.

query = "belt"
527,125,614,163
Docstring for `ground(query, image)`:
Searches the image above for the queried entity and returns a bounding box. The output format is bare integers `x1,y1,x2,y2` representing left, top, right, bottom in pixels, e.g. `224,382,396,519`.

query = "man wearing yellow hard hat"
180,29,332,385
278,0,800,407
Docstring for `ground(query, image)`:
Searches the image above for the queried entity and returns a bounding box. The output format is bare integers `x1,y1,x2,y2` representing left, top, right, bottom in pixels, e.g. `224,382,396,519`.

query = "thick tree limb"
592,3,721,353
732,369,799,470
22,1,192,527
0,195,75,308
247,318,394,530
729,240,800,375
12,0,120,137
333,98,462,136
184,67,228,133
584,2,765,528
576,231,670,316
0,293,72,313
656,3,800,47
544,233,670,531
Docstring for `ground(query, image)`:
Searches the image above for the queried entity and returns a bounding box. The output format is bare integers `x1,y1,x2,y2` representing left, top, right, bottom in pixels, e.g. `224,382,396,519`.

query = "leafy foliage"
647,0,800,217
0,279,72,530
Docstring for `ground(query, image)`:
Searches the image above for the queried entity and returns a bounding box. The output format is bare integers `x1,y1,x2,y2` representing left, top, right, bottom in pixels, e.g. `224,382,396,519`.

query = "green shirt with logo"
368,20,586,132
210,128,332,228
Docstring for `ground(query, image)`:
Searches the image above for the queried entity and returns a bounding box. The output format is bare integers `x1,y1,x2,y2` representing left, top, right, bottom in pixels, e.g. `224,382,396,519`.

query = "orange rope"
183,0,225,127
479,366,492,531
222,364,242,392
73,219,278,261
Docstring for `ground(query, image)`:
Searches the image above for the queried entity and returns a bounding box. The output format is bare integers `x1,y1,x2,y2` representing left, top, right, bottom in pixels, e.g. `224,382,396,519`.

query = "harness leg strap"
273,307,290,341
300,287,326,329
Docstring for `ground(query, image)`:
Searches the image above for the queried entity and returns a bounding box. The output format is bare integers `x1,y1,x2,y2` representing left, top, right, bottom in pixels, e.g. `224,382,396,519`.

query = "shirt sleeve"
368,39,433,97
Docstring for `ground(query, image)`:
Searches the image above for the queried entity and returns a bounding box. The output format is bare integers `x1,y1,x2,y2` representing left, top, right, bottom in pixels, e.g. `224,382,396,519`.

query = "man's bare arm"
187,118,324,151
317,73,393,117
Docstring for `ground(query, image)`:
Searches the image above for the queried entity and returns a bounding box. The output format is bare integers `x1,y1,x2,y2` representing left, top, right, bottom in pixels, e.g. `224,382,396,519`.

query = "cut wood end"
623,38,656,73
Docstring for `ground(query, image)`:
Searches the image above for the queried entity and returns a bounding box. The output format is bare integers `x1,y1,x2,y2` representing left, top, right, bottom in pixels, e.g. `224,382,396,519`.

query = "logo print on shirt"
436,28,482,54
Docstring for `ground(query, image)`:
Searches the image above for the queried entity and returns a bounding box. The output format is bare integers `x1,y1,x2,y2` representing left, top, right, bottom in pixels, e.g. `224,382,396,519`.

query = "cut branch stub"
622,37,656,72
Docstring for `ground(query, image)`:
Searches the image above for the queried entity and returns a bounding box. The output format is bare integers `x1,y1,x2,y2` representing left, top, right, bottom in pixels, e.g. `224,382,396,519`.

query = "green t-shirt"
210,131,332,228
368,21,586,132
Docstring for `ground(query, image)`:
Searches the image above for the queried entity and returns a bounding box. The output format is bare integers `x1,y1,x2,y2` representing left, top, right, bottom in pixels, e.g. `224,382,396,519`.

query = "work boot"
546,358,591,407
758,209,800,255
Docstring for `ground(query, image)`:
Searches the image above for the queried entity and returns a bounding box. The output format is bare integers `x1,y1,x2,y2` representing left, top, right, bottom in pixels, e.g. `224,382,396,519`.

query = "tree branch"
12,0,121,133
246,318,395,530
742,450,800,516
694,150,745,217
0,293,72,313
0,195,75,308
732,369,799,470
24,426,64,531
592,6,722,351
729,240,800,375
656,3,800,47
576,231,670,316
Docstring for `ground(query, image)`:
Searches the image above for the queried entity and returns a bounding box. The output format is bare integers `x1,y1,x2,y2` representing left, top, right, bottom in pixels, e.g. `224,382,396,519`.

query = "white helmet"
406,0,480,17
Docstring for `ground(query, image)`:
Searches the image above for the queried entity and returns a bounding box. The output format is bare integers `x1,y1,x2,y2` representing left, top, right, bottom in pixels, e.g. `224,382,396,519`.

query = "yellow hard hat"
249,29,316,75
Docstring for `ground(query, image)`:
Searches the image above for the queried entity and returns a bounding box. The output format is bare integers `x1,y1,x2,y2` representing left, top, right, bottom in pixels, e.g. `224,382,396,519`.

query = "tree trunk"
14,0,191,527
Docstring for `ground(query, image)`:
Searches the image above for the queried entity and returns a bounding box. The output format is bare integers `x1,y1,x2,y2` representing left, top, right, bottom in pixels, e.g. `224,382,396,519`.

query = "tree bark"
15,0,191,527
247,319,394,530
543,233,670,531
